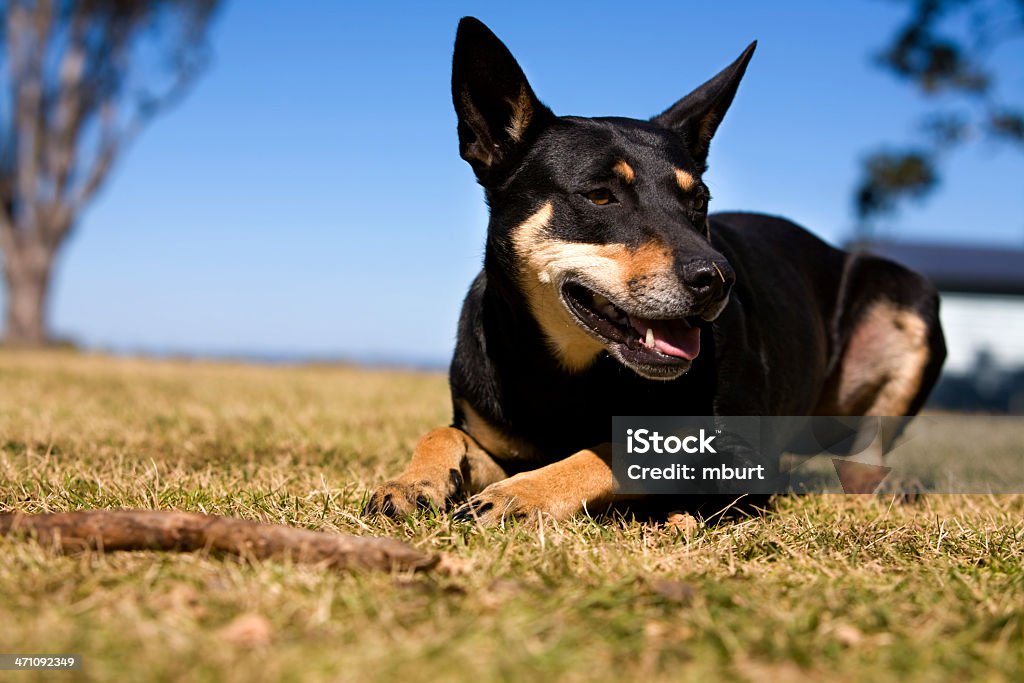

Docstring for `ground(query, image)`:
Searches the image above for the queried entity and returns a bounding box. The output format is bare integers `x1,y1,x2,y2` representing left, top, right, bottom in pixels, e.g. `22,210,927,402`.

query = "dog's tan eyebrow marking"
675,168,696,191
612,160,635,184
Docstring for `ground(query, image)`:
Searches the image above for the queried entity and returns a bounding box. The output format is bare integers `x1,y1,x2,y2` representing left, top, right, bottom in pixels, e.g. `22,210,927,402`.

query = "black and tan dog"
365,17,946,526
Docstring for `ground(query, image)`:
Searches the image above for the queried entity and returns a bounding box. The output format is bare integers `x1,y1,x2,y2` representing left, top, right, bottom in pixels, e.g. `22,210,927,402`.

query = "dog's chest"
493,354,716,458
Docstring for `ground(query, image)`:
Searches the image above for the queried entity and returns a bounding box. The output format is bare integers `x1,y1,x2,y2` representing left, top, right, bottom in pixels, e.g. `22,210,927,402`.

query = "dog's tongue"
629,315,701,360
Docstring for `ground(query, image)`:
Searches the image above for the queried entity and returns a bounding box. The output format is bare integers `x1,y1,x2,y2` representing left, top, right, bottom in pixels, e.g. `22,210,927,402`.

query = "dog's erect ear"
452,17,553,183
651,42,756,172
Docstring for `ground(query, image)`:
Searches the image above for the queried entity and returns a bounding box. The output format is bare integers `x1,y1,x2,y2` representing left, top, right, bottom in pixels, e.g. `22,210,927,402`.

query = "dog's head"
452,17,754,381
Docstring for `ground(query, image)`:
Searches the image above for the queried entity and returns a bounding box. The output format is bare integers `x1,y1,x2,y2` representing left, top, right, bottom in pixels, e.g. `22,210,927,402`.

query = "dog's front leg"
452,445,616,526
364,427,507,517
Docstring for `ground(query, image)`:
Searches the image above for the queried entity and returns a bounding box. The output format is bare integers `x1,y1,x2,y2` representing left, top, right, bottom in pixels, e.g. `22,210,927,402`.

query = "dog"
364,17,946,526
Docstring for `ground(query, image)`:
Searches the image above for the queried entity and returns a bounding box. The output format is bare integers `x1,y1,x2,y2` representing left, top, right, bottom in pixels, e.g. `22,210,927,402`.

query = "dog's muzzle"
560,258,733,380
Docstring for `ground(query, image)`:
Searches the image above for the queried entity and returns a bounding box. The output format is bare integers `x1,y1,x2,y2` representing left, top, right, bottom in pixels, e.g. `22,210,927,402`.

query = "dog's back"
710,211,945,420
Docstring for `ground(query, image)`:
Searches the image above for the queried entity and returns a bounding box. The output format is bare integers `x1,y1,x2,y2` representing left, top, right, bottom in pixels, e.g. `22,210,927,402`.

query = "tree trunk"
2,238,54,347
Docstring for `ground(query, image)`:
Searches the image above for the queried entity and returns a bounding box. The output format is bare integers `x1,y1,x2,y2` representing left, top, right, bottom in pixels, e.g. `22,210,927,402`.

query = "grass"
0,350,1022,682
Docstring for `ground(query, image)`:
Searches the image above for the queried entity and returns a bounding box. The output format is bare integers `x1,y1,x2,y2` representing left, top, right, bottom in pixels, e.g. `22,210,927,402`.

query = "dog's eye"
691,189,710,213
584,188,617,206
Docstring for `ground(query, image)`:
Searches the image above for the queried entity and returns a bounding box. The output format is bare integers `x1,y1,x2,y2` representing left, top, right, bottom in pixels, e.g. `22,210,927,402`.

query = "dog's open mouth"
561,282,702,373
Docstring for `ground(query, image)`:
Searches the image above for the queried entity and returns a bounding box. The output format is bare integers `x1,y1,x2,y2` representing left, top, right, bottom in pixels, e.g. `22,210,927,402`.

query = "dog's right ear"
452,17,553,184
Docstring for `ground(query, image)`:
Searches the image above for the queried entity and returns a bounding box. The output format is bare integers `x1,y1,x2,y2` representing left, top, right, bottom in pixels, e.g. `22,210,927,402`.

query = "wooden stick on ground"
0,510,438,572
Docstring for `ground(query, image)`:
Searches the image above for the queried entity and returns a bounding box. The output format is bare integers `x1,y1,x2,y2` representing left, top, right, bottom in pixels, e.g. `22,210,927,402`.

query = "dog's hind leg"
815,253,947,492
818,253,946,421
364,427,507,517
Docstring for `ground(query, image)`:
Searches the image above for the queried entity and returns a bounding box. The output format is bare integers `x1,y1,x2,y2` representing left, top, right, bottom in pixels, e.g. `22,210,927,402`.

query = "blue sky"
4,0,1023,364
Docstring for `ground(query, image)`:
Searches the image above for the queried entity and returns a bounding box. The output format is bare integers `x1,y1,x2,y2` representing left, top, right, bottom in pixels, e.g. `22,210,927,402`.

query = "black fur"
446,18,945,484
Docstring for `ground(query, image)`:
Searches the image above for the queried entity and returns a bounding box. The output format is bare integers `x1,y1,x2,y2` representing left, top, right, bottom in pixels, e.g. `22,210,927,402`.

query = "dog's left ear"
452,17,553,184
652,41,756,172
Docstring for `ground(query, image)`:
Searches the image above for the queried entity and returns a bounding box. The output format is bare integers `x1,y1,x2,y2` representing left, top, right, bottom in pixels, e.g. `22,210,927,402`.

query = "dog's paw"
451,474,576,527
363,469,465,518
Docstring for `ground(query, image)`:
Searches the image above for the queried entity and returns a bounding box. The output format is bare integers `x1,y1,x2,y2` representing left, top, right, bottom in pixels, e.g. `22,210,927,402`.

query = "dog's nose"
682,258,735,302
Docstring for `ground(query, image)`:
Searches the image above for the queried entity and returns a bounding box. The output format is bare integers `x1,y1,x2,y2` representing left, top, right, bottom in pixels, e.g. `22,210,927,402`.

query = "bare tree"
0,0,219,346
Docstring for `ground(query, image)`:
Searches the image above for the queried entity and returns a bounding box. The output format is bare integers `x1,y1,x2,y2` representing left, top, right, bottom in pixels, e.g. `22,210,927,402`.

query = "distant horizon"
59,342,451,372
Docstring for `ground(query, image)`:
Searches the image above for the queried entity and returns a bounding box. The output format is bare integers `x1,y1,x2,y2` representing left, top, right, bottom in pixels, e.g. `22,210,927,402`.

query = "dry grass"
1,351,1022,682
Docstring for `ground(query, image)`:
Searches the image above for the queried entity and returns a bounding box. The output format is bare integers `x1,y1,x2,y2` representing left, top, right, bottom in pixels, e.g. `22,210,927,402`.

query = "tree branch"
9,2,49,233
48,6,89,204
68,99,121,216
0,211,14,255
65,6,215,220
0,509,439,573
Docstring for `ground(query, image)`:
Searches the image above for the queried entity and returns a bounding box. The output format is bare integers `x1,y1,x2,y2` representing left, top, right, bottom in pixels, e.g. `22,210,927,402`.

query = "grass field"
1,351,1022,682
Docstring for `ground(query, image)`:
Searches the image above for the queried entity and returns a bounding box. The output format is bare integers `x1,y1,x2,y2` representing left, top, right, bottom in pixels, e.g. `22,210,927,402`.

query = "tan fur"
697,112,719,152
674,168,696,191
510,202,678,371
366,426,506,515
463,445,617,524
505,85,533,142
458,87,494,167
398,428,467,483
819,300,931,418
807,299,933,494
459,400,537,461
613,160,635,184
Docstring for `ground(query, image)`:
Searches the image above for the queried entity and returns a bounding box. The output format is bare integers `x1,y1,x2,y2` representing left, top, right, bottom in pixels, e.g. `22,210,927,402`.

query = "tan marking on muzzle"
510,202,676,371
675,168,696,191
612,160,635,184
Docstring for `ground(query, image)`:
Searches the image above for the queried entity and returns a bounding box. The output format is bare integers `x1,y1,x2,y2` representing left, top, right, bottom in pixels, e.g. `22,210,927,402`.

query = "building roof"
848,239,1024,296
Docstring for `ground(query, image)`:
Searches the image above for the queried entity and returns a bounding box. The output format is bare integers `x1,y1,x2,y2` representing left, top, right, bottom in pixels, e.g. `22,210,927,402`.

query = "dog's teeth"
593,293,610,307
646,328,654,347
602,305,619,319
